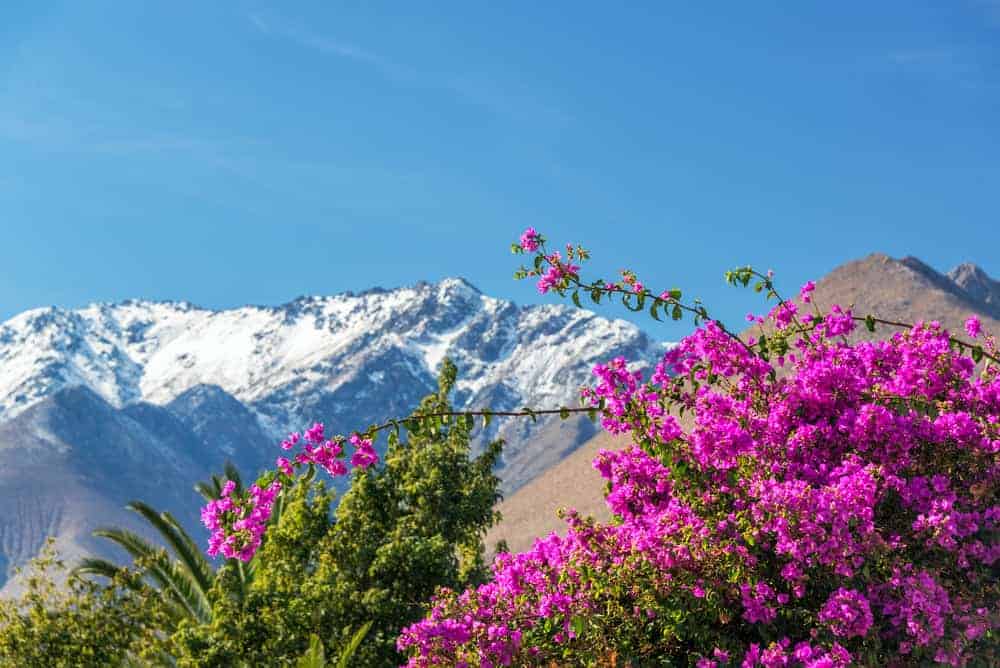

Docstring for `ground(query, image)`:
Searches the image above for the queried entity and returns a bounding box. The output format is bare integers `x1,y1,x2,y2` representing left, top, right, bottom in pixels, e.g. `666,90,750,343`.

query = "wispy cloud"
249,12,411,80
248,12,571,127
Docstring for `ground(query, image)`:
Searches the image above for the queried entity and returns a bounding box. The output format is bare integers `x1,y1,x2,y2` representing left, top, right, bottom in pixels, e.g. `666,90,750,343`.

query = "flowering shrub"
396,232,999,666
202,423,377,561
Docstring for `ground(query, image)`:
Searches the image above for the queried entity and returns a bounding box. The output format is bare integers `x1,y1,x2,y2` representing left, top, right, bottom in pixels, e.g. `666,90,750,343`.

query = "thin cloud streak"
247,12,571,127
249,12,402,75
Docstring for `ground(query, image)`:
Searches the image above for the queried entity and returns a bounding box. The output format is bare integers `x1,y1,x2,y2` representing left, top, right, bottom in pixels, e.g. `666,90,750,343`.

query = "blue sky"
1,2,998,337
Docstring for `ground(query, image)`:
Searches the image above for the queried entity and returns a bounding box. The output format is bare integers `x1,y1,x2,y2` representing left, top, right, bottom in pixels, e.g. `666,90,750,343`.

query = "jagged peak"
947,262,995,284
436,276,482,295
947,262,1000,310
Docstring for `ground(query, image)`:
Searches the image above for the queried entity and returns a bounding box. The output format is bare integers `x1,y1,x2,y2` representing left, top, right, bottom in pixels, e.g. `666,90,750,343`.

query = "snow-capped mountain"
0,277,665,457
0,277,668,591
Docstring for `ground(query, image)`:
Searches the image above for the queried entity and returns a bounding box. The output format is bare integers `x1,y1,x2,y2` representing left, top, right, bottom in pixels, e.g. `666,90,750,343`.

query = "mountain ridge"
0,277,666,592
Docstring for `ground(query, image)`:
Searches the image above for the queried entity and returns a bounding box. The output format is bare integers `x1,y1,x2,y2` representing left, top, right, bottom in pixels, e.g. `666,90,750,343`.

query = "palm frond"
91,526,208,623
126,501,214,596
194,476,222,501
72,556,128,582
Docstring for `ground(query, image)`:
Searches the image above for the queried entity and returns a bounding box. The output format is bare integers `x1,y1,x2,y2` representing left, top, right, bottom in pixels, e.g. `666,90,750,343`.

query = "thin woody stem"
359,406,597,438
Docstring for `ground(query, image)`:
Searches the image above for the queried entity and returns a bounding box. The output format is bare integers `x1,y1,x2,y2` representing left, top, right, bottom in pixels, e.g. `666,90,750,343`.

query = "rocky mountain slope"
488,254,1000,553
0,278,666,592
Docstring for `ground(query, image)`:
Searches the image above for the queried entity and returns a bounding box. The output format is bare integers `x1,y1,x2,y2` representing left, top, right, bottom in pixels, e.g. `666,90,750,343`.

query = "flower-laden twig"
515,232,1000,369
512,229,756,358
201,407,599,562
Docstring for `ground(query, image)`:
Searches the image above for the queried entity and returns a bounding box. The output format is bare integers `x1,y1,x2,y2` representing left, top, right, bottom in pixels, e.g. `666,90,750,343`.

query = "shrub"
397,232,999,666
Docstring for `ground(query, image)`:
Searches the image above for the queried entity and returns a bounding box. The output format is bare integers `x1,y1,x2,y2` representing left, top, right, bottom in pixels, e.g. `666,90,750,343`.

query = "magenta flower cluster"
535,251,580,295
201,422,379,562
201,479,281,561
818,588,874,639
397,231,999,666
519,227,541,253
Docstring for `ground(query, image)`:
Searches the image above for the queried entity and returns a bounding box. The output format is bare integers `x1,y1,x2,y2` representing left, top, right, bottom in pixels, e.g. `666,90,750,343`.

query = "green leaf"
649,301,662,321
669,288,682,300
671,304,683,321
463,414,474,430
571,290,583,308
482,410,493,428
865,315,876,333
559,407,570,420
335,621,373,668
533,254,544,272
590,287,602,304
295,634,325,668
972,345,984,363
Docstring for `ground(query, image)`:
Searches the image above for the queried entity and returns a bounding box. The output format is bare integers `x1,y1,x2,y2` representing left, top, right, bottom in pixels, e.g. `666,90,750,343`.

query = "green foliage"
0,362,498,666
295,635,326,668
333,622,372,668
0,541,169,666
294,623,372,668
73,500,223,631
73,463,291,636
170,359,503,666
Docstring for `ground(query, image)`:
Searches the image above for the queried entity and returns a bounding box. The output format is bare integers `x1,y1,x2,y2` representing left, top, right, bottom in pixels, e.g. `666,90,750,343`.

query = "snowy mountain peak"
0,280,668,467
435,276,482,298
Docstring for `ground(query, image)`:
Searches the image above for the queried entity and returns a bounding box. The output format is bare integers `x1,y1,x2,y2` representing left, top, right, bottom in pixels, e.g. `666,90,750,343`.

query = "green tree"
171,359,503,666
0,541,169,667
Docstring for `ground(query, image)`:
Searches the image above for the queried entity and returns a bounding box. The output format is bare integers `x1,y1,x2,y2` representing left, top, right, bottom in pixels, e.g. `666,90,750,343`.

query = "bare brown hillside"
487,430,619,555
488,253,1000,554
